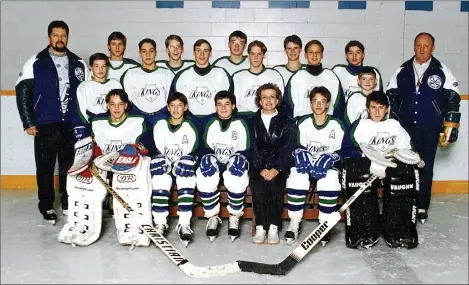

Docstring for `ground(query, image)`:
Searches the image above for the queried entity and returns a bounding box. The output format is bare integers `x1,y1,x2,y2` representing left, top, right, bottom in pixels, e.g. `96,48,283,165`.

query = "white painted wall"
1,1,468,179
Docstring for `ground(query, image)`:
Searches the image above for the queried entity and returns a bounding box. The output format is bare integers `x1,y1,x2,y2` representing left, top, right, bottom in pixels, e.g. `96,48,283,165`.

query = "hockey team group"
15,21,461,252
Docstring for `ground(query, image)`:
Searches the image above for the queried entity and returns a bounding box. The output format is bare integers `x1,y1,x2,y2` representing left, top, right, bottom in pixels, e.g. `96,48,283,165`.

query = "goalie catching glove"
439,111,460,147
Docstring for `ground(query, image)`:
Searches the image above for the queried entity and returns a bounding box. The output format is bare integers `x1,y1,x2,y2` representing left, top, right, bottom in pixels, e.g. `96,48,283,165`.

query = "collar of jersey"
227,55,248,65
217,116,234,132
108,58,125,70
140,66,158,73
248,65,266,76
93,79,110,85
312,114,330,130
107,114,128,128
166,118,185,133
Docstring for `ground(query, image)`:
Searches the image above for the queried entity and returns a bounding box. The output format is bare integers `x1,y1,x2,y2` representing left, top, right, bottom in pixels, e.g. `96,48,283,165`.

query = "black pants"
250,170,286,231
403,124,440,211
34,122,75,213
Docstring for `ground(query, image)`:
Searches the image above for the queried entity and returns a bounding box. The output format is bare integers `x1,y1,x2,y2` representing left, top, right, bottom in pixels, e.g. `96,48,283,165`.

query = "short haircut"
214,90,236,106
414,32,435,45
167,91,188,106
106,89,131,111
366,91,389,109
165,34,184,48
358,66,377,78
48,20,69,37
309,86,331,103
108,31,127,46
193,39,212,52
229,30,247,42
284,35,303,49
304,40,324,53
89,53,109,66
248,40,267,54
138,38,156,50
345,40,365,53
255,83,283,108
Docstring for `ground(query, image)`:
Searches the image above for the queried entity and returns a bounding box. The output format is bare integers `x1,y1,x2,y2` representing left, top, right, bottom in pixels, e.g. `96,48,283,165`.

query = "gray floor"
1,190,468,284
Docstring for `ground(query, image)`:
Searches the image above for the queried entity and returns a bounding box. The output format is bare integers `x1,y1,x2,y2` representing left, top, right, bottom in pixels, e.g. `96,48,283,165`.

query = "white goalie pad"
68,137,94,175
112,156,152,247
58,168,107,246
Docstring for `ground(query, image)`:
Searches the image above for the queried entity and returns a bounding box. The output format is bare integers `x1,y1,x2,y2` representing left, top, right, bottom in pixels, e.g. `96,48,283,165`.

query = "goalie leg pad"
382,162,419,249
151,173,173,225
286,167,310,220
58,170,107,246
196,168,221,218
317,169,341,223
176,175,196,225
343,158,381,248
113,157,152,247
223,170,249,217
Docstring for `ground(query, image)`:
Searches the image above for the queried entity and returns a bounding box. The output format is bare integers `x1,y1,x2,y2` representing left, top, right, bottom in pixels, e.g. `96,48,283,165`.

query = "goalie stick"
236,174,379,276
89,163,241,278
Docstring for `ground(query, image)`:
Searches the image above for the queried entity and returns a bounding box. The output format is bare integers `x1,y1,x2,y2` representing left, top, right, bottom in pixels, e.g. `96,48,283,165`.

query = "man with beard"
15,20,90,224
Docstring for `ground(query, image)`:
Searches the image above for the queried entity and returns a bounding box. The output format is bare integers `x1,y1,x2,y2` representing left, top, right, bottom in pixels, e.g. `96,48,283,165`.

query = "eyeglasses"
169,45,182,51
312,99,327,105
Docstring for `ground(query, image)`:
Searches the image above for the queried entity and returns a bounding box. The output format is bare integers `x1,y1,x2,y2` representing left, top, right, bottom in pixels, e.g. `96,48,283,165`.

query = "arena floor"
1,189,467,284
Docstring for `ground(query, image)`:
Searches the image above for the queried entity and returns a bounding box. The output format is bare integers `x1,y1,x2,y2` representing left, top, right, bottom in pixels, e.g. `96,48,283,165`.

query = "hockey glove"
200,154,219,177
150,154,170,176
174,155,197,177
439,112,460,147
134,142,149,156
311,152,340,180
227,153,248,177
292,148,314,174
111,144,140,173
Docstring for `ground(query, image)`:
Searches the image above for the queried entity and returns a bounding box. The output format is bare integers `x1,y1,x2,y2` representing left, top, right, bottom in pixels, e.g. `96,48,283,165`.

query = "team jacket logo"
307,141,329,154
244,85,260,98
93,94,107,110
214,143,234,163
390,184,414,190
103,140,126,153
164,144,184,162
138,85,164,102
189,87,216,105
116,174,136,183
427,75,442,90
75,67,85,81
368,132,396,152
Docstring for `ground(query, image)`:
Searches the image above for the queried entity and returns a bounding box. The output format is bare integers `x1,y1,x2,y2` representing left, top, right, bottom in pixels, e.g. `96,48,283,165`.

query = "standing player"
285,86,345,245
156,34,195,74
213,30,250,75
121,38,174,127
284,40,345,120
233,40,284,119
196,91,251,242
106,31,140,80
72,53,122,140
273,35,305,83
332,40,383,101
171,39,233,119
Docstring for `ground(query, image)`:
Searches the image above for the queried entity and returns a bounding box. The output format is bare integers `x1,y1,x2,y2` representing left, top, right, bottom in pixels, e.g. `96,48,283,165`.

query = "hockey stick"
90,163,241,278
236,174,379,275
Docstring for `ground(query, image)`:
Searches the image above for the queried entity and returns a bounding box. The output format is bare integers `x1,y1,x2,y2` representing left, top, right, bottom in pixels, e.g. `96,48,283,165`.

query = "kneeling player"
196,90,251,242
285,86,345,245
341,91,419,249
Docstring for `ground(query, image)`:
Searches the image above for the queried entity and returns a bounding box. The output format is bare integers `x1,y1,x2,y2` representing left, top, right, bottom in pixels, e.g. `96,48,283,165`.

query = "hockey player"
233,40,284,119
341,91,419,249
196,90,251,242
132,92,199,246
121,38,175,127
285,86,345,246
171,39,233,118
106,31,140,80
332,40,383,101
156,34,195,74
273,35,305,83
284,40,345,120
72,53,122,140
213,30,250,75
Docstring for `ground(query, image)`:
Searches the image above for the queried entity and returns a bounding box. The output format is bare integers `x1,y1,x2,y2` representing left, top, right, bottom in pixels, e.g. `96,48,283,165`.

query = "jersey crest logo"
244,85,260,98
304,85,314,98
307,141,329,154
232,131,238,140
182,135,188,144
368,132,397,152
93,94,107,110
427,75,442,90
139,84,164,102
329,130,335,139
214,143,234,164
164,144,184,162
75,67,85,81
189,86,215,105
103,140,126,153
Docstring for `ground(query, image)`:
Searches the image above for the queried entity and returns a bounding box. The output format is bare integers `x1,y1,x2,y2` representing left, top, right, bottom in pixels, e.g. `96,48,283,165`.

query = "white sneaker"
267,224,280,245
252,225,266,244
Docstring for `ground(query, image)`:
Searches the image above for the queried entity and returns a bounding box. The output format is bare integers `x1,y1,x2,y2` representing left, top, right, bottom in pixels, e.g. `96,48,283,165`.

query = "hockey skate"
154,223,168,236
284,219,301,245
42,209,57,225
417,209,428,224
177,224,193,247
321,231,331,247
228,215,240,242
206,215,222,242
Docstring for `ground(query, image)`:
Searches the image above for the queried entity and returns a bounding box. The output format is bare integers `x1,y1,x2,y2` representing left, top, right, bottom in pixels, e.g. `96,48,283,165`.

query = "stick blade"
237,256,298,275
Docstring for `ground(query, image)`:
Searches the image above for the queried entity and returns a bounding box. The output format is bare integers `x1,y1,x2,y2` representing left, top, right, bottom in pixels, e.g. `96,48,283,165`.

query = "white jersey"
273,64,304,84
172,65,232,116
204,117,250,164
152,118,199,163
332,64,382,101
286,68,343,118
344,91,368,126
297,115,345,160
213,56,250,76
107,58,140,81
76,79,122,122
121,66,174,114
156,60,195,75
233,67,285,114
91,115,146,153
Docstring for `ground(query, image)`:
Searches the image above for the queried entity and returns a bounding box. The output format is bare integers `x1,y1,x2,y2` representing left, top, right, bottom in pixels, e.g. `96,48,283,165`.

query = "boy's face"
91,59,108,81
346,46,364,66
194,43,211,67
139,42,156,66
285,42,301,61
167,99,187,120
358,74,377,92
310,93,329,115
108,39,125,58
166,39,183,61
107,95,127,121
248,46,265,69
305,44,323,65
229,36,246,57
216,98,234,120
368,101,389,122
